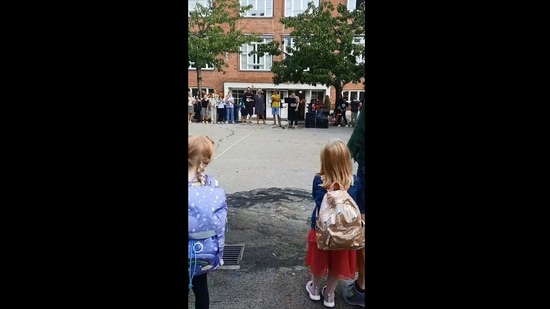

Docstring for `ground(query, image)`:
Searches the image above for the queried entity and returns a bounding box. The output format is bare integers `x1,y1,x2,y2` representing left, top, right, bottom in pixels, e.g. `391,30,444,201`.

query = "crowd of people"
188,86,363,128
188,107,366,308
188,90,236,124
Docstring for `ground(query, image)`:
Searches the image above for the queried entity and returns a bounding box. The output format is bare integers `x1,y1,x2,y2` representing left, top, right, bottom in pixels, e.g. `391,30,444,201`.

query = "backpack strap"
327,182,348,192
188,174,218,187
189,230,216,239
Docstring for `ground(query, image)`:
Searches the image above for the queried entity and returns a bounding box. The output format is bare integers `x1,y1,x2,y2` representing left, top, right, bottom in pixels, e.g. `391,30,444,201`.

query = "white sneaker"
322,286,335,308
305,281,320,301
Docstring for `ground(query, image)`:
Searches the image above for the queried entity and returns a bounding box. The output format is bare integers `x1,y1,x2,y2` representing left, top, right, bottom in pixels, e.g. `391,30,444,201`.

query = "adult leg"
342,111,348,126
343,164,366,307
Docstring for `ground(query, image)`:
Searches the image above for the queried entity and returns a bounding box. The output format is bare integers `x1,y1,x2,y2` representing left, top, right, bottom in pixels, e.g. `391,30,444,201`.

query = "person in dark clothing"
336,96,350,127
287,92,299,128
343,109,366,307
193,97,202,123
242,87,255,124
186,274,209,309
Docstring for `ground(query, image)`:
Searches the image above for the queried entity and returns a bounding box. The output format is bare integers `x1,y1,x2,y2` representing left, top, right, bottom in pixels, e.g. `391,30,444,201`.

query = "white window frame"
343,90,365,102
353,36,365,65
283,36,309,71
188,0,209,16
188,61,214,70
347,0,356,11
284,0,319,17
240,37,273,71
240,0,273,17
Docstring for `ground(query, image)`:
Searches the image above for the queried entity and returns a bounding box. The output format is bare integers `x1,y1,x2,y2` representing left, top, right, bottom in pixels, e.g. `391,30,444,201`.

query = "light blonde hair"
188,135,214,184
318,139,354,190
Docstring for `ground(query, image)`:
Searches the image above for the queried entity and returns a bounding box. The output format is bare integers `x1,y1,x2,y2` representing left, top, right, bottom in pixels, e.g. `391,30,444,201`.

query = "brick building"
188,0,365,120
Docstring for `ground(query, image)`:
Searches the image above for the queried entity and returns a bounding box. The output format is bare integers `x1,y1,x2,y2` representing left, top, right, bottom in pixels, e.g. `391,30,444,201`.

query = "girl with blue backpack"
188,135,228,309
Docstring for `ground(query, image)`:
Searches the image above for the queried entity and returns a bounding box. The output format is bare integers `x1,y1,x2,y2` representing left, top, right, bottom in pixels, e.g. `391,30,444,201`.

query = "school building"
188,0,365,120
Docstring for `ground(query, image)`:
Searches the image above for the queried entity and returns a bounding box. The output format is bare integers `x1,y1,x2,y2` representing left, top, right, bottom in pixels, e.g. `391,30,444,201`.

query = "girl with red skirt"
305,139,362,308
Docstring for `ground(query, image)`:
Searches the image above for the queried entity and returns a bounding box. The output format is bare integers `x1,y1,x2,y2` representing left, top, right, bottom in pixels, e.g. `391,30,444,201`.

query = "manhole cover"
219,244,245,270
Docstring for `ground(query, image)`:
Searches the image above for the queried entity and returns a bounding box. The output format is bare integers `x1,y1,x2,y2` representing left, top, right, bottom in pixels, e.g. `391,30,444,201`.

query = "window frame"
188,0,209,16
188,61,215,70
352,36,365,65
283,36,310,71
239,37,274,71
284,0,319,17
240,0,273,18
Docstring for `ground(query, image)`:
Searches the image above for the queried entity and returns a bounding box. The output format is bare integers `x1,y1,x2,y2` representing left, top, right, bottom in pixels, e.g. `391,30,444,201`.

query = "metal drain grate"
219,244,245,270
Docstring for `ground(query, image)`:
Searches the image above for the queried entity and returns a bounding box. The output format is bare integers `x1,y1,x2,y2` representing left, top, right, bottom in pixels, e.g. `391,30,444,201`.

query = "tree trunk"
334,83,343,101
196,67,203,96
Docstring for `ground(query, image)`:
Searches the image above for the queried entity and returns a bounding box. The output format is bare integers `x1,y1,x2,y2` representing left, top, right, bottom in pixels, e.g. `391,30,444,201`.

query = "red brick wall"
188,0,364,97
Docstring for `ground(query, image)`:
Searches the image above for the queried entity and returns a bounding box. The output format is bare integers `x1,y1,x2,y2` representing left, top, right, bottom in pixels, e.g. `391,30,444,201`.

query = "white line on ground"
214,125,265,159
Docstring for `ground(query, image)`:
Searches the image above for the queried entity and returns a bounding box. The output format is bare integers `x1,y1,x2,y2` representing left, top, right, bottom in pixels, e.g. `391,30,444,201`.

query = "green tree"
188,0,262,95
260,2,365,100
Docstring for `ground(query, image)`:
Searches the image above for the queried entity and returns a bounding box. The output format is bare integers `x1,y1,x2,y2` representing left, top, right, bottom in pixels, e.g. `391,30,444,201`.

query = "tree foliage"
188,0,262,94
260,2,365,99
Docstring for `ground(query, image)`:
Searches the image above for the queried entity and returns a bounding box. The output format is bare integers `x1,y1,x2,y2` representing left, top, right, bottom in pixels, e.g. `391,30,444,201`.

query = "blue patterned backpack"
188,174,227,286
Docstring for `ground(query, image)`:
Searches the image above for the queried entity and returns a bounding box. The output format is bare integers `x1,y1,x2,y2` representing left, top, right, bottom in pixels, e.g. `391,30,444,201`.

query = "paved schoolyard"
188,121,363,309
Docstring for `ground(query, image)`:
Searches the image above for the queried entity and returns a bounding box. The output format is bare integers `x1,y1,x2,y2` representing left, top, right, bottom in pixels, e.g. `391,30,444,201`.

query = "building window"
188,0,209,15
348,0,364,11
353,36,365,64
285,0,319,17
190,87,215,98
343,90,365,102
283,36,296,58
188,62,214,70
240,0,273,17
240,37,273,71
283,36,309,71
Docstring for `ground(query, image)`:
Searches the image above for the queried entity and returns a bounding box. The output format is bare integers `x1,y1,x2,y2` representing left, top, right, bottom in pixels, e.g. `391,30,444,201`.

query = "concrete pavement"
188,121,363,308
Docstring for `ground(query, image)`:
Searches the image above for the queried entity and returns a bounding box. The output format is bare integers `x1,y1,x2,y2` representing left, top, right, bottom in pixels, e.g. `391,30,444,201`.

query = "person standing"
305,139,361,308
188,92,195,123
336,96,350,127
188,135,228,309
323,95,331,119
350,98,360,127
210,90,219,124
271,89,282,127
254,89,266,125
200,93,210,124
343,108,366,307
217,96,226,124
288,92,299,129
225,93,235,124
242,87,255,124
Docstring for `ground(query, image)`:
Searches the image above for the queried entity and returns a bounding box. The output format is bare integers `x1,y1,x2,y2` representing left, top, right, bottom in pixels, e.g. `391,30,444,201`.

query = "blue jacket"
310,174,362,230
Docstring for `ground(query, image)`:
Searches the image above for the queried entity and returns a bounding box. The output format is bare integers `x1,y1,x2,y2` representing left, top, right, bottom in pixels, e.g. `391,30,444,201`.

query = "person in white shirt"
210,90,219,124
225,93,235,123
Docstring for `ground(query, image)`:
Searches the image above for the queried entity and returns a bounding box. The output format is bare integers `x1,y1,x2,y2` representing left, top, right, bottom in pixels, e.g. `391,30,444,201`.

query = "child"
305,139,362,308
188,135,227,309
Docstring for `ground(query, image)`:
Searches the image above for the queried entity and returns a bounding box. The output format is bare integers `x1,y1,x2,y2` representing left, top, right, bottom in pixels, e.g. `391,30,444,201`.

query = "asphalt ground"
188,119,363,308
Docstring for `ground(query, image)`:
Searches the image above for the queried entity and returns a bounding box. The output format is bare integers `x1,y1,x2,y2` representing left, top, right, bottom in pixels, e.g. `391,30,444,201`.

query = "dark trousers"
187,274,209,309
217,108,226,122
288,107,299,125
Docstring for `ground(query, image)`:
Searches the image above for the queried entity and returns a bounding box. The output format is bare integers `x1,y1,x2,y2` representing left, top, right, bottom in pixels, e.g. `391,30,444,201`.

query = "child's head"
188,135,214,177
319,139,354,189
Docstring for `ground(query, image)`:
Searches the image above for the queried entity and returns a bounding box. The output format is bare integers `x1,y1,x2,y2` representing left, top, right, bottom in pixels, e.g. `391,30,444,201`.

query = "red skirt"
304,229,357,280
